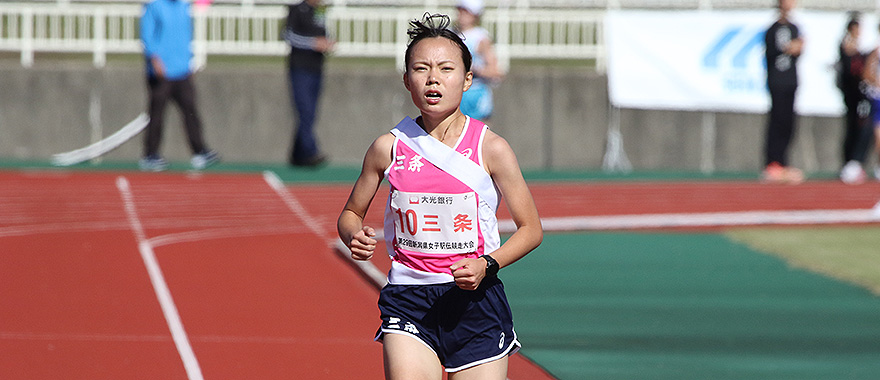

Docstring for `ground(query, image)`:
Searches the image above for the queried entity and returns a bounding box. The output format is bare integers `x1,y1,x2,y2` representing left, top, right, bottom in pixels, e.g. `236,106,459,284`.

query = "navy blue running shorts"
375,276,520,372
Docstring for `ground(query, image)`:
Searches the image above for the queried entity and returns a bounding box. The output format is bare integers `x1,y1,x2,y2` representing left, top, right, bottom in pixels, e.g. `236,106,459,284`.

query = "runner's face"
404,37,473,117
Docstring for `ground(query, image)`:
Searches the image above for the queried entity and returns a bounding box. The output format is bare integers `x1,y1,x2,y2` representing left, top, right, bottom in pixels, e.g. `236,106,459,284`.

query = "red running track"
523,180,880,217
2,170,878,379
0,170,553,380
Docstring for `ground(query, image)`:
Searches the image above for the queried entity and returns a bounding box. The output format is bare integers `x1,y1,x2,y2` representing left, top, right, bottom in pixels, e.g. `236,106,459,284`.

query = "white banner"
605,10,878,116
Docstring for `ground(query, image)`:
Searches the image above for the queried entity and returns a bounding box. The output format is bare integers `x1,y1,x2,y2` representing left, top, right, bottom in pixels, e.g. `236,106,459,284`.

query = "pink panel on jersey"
386,117,488,275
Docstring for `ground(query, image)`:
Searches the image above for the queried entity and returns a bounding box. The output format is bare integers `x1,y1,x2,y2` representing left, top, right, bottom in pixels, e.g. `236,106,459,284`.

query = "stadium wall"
1,61,847,173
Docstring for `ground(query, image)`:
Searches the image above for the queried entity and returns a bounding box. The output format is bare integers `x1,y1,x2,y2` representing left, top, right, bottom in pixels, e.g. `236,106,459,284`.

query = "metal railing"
0,4,143,67
0,3,604,71
27,0,880,11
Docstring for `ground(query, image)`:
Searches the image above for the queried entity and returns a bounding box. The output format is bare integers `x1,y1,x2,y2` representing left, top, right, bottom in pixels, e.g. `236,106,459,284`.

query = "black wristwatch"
480,254,499,277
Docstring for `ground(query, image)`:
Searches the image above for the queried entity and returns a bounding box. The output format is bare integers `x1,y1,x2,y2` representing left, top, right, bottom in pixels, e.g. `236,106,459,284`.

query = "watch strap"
480,254,499,277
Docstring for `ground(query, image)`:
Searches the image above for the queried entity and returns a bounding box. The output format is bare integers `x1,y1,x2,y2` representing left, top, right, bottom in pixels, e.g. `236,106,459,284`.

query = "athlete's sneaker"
290,153,328,168
761,162,786,184
762,162,804,185
840,160,866,185
784,166,805,185
139,155,168,172
191,150,220,170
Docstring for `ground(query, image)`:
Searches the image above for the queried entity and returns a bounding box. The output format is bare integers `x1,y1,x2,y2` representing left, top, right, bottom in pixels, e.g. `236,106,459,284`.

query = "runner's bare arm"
451,130,542,289
476,38,503,81
338,133,394,260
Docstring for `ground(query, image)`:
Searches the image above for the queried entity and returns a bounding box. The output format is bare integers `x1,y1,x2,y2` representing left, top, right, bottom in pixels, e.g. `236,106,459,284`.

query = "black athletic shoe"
291,154,328,168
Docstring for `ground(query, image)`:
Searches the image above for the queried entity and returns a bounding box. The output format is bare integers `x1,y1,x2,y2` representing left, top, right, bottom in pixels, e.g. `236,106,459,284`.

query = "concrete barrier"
0,60,851,173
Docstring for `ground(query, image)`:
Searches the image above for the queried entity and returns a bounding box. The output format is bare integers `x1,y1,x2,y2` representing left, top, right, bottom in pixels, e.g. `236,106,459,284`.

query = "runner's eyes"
410,65,455,73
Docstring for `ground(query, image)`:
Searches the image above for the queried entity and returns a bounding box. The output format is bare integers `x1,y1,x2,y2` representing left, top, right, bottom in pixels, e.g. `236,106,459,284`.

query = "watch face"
482,255,499,276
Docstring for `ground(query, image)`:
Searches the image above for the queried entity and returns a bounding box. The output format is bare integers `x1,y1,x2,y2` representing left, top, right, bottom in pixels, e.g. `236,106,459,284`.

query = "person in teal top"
141,0,193,80
139,0,219,171
455,0,503,122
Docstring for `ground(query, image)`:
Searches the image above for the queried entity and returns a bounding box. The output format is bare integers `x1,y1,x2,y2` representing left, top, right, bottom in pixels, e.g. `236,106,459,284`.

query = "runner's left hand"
450,257,486,291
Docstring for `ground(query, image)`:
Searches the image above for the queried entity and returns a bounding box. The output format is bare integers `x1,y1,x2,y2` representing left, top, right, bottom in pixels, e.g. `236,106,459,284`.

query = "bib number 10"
393,208,443,236
394,208,418,236
389,190,478,254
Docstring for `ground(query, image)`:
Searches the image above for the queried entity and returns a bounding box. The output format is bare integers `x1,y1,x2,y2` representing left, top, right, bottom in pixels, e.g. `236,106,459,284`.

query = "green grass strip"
503,231,880,380
727,226,880,295
1,158,841,184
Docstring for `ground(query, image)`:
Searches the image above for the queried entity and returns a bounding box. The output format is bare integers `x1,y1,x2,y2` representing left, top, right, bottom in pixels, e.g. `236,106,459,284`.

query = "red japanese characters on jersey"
390,190,478,254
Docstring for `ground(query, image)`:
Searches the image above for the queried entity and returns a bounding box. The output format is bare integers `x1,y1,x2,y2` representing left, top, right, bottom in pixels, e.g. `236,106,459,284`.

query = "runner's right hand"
349,226,376,261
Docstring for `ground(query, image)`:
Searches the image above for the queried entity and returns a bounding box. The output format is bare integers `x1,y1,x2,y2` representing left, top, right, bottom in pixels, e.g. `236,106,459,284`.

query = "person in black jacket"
762,0,804,184
837,13,874,184
283,0,335,167
860,24,880,181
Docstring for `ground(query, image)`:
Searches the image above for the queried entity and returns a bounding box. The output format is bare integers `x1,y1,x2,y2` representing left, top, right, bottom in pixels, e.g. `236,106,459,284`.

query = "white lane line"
262,171,326,237
262,171,388,288
497,208,880,233
0,332,171,342
147,225,307,248
333,238,389,288
116,176,204,380
0,221,130,238
0,331,363,345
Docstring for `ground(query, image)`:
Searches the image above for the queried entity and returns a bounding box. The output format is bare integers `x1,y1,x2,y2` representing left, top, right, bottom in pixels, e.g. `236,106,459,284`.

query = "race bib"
389,190,479,254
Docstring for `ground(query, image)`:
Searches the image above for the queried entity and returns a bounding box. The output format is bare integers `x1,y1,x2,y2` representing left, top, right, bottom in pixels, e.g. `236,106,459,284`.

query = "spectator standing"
837,13,873,184
283,0,334,167
139,0,219,172
762,0,804,184
455,0,503,122
859,23,880,181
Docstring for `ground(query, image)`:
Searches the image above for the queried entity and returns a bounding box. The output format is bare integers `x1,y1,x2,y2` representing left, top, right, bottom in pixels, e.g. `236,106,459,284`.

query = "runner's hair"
404,13,472,73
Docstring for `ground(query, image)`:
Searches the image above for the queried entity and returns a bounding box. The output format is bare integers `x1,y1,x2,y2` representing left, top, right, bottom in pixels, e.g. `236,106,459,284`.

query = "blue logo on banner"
703,26,766,92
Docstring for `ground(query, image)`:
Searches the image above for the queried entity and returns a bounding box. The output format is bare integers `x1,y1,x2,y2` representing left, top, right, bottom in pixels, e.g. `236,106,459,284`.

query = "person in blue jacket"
282,0,334,167
140,0,218,171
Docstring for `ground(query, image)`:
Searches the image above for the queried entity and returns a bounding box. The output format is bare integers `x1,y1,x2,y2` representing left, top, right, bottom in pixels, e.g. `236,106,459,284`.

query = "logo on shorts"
387,317,420,335
388,317,401,329
404,322,420,335
499,332,505,349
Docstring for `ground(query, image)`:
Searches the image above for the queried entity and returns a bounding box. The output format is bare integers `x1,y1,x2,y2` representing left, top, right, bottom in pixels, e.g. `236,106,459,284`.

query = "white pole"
93,7,107,68
396,11,407,73
700,112,716,174
22,7,34,68
602,105,632,173
495,8,510,73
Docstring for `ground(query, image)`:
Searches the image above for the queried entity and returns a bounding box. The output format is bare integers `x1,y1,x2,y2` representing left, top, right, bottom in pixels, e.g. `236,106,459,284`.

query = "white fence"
0,3,604,71
28,0,880,12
